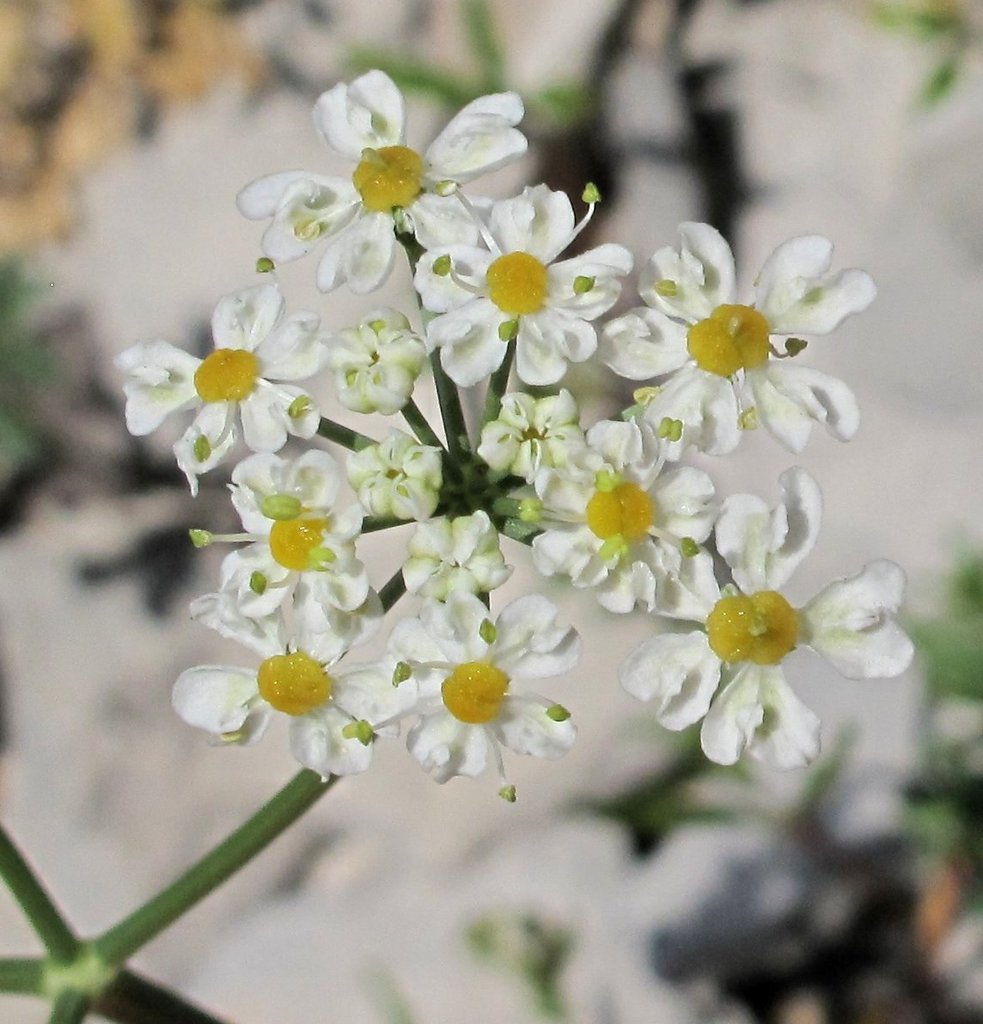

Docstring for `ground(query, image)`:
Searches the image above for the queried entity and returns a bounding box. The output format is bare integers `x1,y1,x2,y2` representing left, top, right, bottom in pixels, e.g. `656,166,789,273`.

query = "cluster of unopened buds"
118,70,914,800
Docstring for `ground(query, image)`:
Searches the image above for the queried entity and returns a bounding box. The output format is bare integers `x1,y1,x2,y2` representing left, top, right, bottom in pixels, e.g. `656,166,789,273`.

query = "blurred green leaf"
922,56,960,105
910,618,983,701
532,82,593,127
873,2,963,40
462,0,506,92
347,51,478,108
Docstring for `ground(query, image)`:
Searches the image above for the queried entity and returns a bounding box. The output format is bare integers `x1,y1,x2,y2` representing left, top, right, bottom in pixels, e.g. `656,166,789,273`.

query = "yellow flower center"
442,661,510,725
193,348,259,403
585,481,655,543
487,251,549,315
706,590,799,665
352,145,424,212
257,651,332,716
687,304,771,377
269,517,329,571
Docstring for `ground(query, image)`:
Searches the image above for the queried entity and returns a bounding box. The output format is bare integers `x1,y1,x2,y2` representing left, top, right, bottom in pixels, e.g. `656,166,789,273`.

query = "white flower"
531,418,716,613
477,388,586,482
173,591,411,778
117,284,327,494
346,430,443,521
601,222,875,455
385,591,580,788
415,184,633,386
237,70,527,294
403,511,512,598
618,468,913,769
326,307,427,414
207,450,370,620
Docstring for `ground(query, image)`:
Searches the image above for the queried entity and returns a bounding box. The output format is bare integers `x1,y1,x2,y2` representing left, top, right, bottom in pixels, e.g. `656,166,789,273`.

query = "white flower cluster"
117,71,913,797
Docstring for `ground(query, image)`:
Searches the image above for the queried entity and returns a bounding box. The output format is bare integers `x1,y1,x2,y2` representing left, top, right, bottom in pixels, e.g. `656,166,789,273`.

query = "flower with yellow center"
117,283,328,495
532,419,716,614
601,222,874,456
172,591,411,779
416,184,633,387
389,592,580,787
237,70,529,294
204,450,370,624
620,468,913,769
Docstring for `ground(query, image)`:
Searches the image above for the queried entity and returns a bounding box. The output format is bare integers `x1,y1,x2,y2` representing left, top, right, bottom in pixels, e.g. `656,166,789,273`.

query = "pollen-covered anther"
586,481,655,543
487,251,549,315
706,590,799,665
257,651,332,716
442,661,510,724
268,517,329,570
687,304,770,377
352,145,424,212
194,348,260,402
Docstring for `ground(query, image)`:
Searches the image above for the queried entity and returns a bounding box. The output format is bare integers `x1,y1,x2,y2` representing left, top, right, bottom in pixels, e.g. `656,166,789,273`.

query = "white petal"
238,384,292,453
493,697,576,758
800,560,914,679
650,466,717,542
640,366,740,456
620,630,721,729
640,222,737,322
116,340,200,435
584,417,644,472
492,595,581,680
515,311,596,386
407,193,481,249
650,547,720,621
425,92,526,181
259,176,360,263
600,307,690,381
700,664,820,769
414,244,491,314
237,170,311,219
754,235,876,334
420,591,491,664
489,185,574,263
255,312,329,382
428,300,506,387
716,466,823,593
211,284,283,352
172,665,264,739
173,404,238,495
332,662,418,730
296,587,381,662
548,243,633,320
289,706,373,778
313,71,405,159
315,213,395,294
749,363,860,454
406,712,488,781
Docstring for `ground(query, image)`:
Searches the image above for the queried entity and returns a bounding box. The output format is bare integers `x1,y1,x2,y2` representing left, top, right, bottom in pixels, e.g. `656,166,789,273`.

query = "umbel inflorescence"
118,70,913,799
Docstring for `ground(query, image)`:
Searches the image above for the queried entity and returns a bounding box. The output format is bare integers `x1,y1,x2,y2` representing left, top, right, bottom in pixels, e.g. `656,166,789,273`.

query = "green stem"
401,398,446,452
379,569,407,612
0,957,43,994
48,989,88,1024
482,339,515,427
362,516,406,534
429,352,472,463
91,771,337,966
95,970,233,1024
0,822,79,963
317,417,376,452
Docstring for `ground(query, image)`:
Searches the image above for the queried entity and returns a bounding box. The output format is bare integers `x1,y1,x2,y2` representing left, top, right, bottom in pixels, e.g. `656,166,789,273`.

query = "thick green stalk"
317,417,376,452
482,339,515,427
95,970,233,1024
48,988,88,1024
379,569,407,612
401,398,446,452
0,822,78,963
429,351,472,463
92,771,337,966
0,957,43,994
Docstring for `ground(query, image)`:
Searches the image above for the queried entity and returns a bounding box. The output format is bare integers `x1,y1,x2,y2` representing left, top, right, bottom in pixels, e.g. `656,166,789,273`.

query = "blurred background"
0,1,982,1022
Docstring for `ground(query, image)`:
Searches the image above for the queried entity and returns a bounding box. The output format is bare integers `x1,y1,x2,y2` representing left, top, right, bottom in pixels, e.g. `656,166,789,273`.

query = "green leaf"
461,0,506,91
532,82,592,127
922,57,960,105
346,50,478,109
